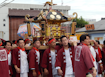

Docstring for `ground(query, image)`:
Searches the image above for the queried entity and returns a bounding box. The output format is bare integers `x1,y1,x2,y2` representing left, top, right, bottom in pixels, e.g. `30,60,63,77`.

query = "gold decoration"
56,15,61,20
50,14,55,19
27,23,31,36
52,12,57,15
71,12,78,20
25,14,34,22
44,0,57,7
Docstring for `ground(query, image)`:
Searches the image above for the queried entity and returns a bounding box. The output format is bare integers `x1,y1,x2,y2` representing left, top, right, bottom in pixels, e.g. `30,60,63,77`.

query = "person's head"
4,41,12,51
80,34,91,46
60,35,68,46
25,39,30,44
17,39,25,48
48,38,56,48
103,40,105,45
33,39,41,49
29,40,32,44
96,40,100,45
12,40,15,44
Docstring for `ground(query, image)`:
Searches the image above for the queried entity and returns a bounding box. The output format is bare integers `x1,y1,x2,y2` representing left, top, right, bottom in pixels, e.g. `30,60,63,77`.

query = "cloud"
66,0,105,21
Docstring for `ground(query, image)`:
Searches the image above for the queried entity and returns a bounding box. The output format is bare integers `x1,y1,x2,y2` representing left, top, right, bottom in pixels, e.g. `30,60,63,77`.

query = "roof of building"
25,9,78,23
9,9,40,16
6,3,70,10
76,19,105,32
35,9,73,22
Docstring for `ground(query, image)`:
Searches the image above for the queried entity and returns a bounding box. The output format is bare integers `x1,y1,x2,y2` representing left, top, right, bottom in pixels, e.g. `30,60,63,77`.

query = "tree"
74,16,89,28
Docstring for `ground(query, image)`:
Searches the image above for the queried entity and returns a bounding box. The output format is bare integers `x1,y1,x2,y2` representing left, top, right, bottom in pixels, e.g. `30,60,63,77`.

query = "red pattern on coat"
0,48,9,77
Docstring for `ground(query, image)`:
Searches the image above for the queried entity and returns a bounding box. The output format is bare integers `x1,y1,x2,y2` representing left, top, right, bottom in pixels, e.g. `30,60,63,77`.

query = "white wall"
6,3,70,10
90,33,105,44
0,7,9,40
6,3,70,15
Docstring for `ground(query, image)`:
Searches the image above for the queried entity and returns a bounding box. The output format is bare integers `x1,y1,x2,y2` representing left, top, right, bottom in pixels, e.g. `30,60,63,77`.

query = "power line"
0,0,8,5
0,0,14,8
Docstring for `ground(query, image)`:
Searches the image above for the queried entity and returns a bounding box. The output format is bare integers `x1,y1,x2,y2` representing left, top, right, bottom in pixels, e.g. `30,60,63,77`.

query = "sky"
0,0,105,21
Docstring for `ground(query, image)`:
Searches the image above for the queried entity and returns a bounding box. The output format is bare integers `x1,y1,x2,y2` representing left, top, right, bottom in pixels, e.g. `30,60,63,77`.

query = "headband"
25,39,30,43
15,41,17,44
48,38,55,44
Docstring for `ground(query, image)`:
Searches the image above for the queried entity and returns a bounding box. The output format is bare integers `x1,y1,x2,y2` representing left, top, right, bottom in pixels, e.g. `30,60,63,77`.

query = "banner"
17,24,27,38
17,23,41,38
70,36,77,42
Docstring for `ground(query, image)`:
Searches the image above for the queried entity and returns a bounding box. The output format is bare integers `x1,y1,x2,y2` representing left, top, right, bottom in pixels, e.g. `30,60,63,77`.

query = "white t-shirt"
51,50,57,75
89,46,97,69
95,49,98,54
20,50,29,73
65,49,73,75
8,51,11,65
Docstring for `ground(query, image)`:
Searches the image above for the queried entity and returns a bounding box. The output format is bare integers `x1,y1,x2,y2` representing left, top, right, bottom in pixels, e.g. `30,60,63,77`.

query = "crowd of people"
0,34,105,77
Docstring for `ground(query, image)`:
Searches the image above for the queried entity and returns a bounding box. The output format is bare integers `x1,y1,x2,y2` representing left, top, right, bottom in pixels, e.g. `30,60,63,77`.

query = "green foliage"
74,16,89,28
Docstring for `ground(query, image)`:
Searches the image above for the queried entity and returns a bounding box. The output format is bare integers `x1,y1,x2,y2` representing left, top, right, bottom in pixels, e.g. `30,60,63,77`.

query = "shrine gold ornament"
25,0,78,41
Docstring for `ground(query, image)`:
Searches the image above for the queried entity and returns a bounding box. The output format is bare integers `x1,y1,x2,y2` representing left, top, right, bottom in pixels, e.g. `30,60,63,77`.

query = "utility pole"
61,0,63,5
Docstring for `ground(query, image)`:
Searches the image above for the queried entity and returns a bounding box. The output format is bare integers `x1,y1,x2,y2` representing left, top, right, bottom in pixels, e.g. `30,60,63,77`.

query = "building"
0,7,9,40
0,3,70,41
76,18,105,44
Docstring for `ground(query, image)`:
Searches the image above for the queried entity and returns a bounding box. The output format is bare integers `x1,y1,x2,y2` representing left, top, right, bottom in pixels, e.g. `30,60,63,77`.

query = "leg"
20,73,28,77
20,73,23,77
98,74,102,77
71,74,75,77
104,70,105,77
96,75,98,77
53,74,61,77
64,74,70,77
65,74,75,77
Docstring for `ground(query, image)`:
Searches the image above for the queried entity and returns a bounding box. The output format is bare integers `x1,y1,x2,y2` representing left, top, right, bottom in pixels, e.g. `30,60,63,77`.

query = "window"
30,8,34,10
3,19,6,21
3,24,5,26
